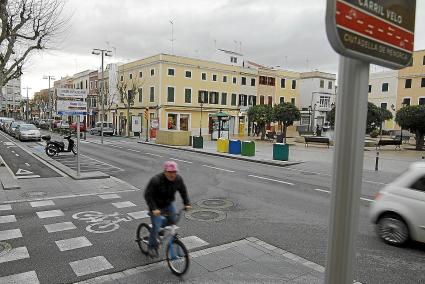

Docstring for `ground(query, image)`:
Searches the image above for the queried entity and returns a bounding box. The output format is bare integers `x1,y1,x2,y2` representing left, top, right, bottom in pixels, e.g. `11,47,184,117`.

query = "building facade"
1,78,22,118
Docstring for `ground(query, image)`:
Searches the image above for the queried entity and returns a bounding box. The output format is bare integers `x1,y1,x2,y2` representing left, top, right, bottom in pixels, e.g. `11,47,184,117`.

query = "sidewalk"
75,237,362,284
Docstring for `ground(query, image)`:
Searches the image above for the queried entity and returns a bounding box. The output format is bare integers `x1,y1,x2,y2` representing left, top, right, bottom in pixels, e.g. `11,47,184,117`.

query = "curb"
137,141,302,168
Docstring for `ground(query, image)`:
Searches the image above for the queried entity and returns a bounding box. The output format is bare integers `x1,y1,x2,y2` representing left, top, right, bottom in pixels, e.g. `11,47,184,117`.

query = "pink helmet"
163,161,178,172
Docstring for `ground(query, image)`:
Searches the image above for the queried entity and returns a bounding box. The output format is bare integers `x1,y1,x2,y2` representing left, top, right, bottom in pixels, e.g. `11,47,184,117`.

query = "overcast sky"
21,0,425,98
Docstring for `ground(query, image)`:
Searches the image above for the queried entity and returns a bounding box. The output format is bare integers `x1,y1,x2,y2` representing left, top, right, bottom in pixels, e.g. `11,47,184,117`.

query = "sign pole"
76,115,81,177
145,116,149,142
325,56,369,284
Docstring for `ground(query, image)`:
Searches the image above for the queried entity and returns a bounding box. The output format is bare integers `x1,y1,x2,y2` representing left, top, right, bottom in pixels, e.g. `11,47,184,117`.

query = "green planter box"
273,143,289,161
193,136,203,149
241,141,255,156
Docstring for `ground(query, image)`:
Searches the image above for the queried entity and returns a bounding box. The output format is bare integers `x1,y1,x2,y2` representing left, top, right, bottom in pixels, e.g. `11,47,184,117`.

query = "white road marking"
11,150,15,153
0,270,40,284
30,200,55,208
0,247,30,264
248,175,294,186
0,204,12,211
127,148,140,152
145,152,163,157
16,168,34,175
360,197,374,202
55,236,92,252
44,222,77,233
36,209,64,219
15,154,19,157
202,165,235,172
111,201,137,208
25,163,30,166
69,256,113,277
99,194,121,200
16,175,41,179
314,188,373,203
169,157,193,164
127,210,149,220
0,215,17,224
4,142,14,146
181,236,209,250
0,229,22,241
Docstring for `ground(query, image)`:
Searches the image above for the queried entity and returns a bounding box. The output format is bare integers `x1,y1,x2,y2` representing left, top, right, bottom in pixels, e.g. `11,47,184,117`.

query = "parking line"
314,188,373,203
202,165,235,173
169,157,193,164
145,153,163,157
127,149,140,153
248,174,294,186
16,175,41,179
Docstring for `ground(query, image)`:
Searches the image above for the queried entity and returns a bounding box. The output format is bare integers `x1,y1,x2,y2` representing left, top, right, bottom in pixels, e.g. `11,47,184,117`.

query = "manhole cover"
196,199,234,209
0,242,12,257
185,209,226,222
21,191,47,198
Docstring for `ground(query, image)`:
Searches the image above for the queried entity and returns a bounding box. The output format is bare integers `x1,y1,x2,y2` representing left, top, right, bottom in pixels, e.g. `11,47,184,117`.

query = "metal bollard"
375,151,379,171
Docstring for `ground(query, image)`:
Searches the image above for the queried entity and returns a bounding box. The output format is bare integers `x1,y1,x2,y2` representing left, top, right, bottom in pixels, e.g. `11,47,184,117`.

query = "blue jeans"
148,203,177,249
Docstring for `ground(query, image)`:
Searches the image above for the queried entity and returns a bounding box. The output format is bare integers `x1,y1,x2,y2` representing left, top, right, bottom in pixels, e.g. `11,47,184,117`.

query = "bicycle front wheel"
166,238,189,276
136,223,151,255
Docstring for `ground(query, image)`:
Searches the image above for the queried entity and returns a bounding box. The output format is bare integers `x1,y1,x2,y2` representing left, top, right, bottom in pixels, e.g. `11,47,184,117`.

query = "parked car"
7,121,25,137
0,118,14,132
370,162,425,246
15,124,41,141
89,122,114,136
71,122,87,132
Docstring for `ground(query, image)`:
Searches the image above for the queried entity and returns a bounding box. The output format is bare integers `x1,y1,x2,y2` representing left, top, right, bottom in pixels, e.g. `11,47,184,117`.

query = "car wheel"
377,213,409,246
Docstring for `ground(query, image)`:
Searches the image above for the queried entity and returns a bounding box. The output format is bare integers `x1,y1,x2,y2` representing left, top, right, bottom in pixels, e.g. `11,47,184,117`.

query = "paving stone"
230,243,267,259
254,253,313,280
232,259,290,283
193,248,250,272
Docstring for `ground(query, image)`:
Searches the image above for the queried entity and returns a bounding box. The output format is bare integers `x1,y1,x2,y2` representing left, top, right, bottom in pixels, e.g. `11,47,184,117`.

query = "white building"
368,70,398,130
299,71,337,131
1,78,22,118
212,49,244,67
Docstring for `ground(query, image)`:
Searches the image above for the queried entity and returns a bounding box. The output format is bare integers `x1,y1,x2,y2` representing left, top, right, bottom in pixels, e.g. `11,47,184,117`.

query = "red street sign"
326,0,416,69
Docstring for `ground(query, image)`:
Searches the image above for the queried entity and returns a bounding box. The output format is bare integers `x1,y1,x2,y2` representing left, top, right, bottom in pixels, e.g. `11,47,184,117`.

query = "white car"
15,124,41,141
370,162,425,246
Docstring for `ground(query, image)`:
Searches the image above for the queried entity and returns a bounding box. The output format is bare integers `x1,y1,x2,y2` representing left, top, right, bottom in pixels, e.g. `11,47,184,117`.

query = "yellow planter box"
156,130,191,146
217,138,229,153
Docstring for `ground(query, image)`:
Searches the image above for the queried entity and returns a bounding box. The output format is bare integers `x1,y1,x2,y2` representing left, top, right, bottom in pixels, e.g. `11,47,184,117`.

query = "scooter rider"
144,161,191,257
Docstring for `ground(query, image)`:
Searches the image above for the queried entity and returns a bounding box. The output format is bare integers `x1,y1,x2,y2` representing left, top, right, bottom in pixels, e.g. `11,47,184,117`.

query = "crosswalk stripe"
0,229,22,241
99,194,121,199
0,215,17,224
44,222,77,233
0,204,12,211
0,247,30,264
0,271,40,284
127,210,149,220
55,236,92,252
111,201,137,208
36,210,64,219
30,200,55,208
69,256,113,277
181,236,209,250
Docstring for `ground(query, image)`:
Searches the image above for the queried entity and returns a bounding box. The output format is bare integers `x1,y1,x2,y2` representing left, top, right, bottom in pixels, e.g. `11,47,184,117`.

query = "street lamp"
23,86,32,121
43,75,55,120
92,48,112,144
308,105,312,132
199,101,204,137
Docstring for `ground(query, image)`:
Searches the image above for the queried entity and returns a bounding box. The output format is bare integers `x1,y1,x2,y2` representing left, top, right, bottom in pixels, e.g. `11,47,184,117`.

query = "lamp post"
92,48,112,144
199,101,204,137
43,75,55,120
23,86,32,121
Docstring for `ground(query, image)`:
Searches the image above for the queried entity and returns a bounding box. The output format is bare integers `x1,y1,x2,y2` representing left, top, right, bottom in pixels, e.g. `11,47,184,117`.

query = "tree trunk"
127,105,131,138
283,124,287,144
416,131,424,150
260,124,266,140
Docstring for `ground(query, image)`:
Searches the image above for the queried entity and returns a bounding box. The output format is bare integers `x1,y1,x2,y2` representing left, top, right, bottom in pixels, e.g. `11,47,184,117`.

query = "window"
251,78,256,86
380,102,387,109
423,56,425,65
291,80,297,89
221,93,227,105
231,93,237,106
212,74,217,81
127,90,134,104
198,90,208,103
138,88,143,103
248,95,256,106
241,77,246,85
129,73,133,79
230,56,237,63
368,85,372,93
120,75,123,82
267,77,275,86
422,78,425,88
238,94,248,106
291,98,296,105
267,96,272,106
319,96,330,108
320,80,324,88
185,71,192,78
402,97,411,106
209,92,219,104
419,98,425,105
280,97,285,104
184,89,192,103
405,78,412,88
223,75,227,83
280,78,286,88
328,81,333,89
139,71,143,78
150,69,155,76
409,176,425,192
150,87,155,102
382,83,389,92
167,114,177,130
233,77,237,84
167,87,175,102
260,95,265,105
202,73,207,80
179,114,189,131
168,68,175,76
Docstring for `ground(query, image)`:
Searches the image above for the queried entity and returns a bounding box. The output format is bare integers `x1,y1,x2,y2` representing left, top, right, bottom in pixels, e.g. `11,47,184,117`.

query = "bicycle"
135,209,189,276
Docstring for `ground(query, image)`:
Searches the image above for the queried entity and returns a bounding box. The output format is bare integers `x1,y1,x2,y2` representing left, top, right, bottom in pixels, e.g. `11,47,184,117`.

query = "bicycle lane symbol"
72,211,133,233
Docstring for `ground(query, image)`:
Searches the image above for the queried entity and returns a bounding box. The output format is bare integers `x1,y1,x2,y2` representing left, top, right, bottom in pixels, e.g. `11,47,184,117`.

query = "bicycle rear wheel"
166,238,189,276
136,223,151,255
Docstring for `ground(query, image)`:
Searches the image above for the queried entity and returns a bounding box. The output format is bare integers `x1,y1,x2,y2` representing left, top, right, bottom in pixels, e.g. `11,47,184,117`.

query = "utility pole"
169,20,175,55
23,86,32,121
92,48,112,144
43,75,56,120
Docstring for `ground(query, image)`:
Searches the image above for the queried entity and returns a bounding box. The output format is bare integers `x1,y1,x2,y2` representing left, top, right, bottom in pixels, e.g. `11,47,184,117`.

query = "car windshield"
11,121,24,127
20,124,38,130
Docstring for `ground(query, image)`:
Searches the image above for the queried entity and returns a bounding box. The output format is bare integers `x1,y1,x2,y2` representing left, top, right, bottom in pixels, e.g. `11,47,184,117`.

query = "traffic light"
144,107,148,120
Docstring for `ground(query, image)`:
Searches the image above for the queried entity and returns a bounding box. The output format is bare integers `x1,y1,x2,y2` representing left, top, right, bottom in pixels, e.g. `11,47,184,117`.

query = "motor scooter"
42,135,77,157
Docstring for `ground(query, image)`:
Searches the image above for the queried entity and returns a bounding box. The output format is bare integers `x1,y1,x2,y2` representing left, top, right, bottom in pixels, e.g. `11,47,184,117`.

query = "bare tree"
0,0,68,112
117,78,143,137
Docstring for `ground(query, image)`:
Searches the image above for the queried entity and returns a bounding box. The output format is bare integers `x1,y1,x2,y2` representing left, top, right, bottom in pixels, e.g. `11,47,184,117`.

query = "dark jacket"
144,173,190,211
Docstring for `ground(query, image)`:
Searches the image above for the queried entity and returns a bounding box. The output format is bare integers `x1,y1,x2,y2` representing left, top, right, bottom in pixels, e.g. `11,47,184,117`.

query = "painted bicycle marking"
72,211,133,233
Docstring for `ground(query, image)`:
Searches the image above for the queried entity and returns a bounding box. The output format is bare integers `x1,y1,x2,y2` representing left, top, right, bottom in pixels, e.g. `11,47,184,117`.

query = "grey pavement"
75,237,362,284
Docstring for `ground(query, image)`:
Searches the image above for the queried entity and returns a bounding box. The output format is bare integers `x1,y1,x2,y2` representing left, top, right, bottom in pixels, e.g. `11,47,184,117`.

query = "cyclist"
144,161,191,257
